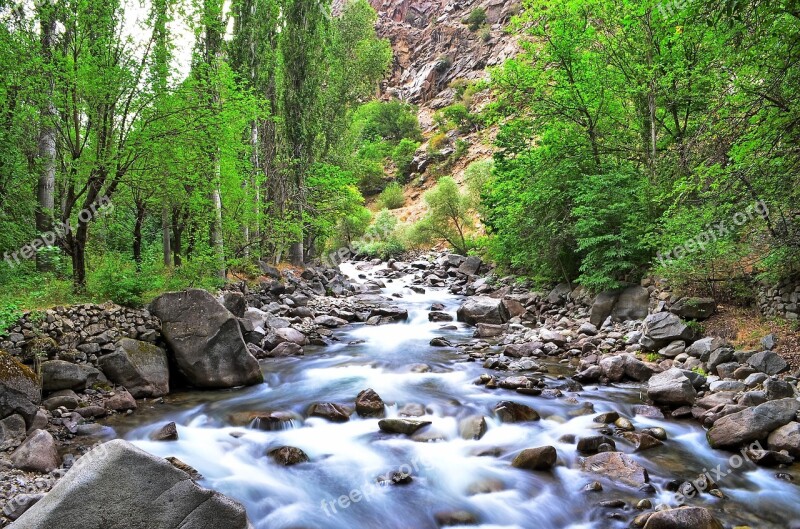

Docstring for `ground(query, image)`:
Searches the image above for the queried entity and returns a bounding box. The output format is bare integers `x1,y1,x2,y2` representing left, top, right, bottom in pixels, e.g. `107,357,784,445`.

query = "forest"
0,0,797,323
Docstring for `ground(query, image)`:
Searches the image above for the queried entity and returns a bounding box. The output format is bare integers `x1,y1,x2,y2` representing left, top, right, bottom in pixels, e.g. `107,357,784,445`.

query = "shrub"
464,159,494,204
0,303,21,337
352,101,422,143
379,182,406,209
429,132,449,152
90,255,153,307
413,176,475,255
392,138,420,181
464,8,487,31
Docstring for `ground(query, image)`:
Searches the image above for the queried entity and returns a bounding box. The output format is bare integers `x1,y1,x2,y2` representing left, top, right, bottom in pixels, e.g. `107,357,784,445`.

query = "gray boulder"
98,339,169,398
589,291,617,327
456,297,509,325
647,368,697,406
458,256,482,276
611,286,650,322
640,312,695,350
669,297,716,320
643,507,723,529
546,283,572,305
41,360,102,392
150,289,263,389
707,398,800,450
767,421,800,457
9,439,251,529
746,351,789,375
0,414,27,450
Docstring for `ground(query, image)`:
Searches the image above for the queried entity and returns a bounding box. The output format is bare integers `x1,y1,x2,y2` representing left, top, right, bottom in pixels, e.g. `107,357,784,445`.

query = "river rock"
308,402,351,422
150,289,263,389
266,342,304,357
314,315,348,328
459,415,488,440
640,313,695,350
747,350,789,375
0,352,41,425
642,506,723,529
220,292,246,318
98,339,169,398
355,388,385,418
379,418,431,435
41,360,102,392
580,452,649,487
151,422,178,441
0,413,27,449
707,398,800,450
9,439,251,529
105,388,137,411
428,311,453,322
767,421,800,456
765,379,796,400
10,429,60,472
268,446,309,466
512,446,557,470
494,401,540,423
647,368,697,406
456,296,509,325
458,256,482,276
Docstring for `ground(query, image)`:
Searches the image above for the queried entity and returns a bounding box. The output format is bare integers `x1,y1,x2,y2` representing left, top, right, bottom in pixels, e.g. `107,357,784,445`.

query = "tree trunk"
211,168,225,278
162,205,171,266
35,1,58,271
133,200,145,269
71,222,89,288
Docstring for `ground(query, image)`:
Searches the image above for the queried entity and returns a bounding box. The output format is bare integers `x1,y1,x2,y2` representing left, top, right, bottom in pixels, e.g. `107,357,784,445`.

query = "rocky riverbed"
1,253,799,528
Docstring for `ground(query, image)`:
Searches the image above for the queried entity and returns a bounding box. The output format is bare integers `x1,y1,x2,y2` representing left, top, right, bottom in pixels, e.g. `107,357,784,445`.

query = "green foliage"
90,255,155,307
392,139,420,182
435,104,479,134
413,177,475,255
0,303,22,337
645,353,661,363
379,183,406,210
464,160,494,205
429,133,449,152
356,209,408,259
464,8,487,31
351,101,422,143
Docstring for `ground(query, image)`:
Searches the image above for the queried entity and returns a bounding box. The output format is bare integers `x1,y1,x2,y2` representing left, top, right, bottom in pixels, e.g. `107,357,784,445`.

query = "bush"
392,138,420,181
0,303,21,337
464,159,494,204
413,176,475,255
352,101,422,143
90,255,154,307
379,182,406,209
464,8,487,31
429,132,449,152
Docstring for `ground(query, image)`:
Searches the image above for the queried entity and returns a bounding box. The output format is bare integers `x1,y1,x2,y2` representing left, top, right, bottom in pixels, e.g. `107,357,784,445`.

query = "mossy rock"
22,337,59,363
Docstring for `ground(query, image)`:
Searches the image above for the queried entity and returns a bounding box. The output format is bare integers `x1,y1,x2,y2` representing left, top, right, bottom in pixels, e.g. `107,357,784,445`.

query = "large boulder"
458,256,482,276
611,286,650,322
150,289,263,389
640,312,695,350
456,297,509,325
589,291,617,327
9,439,252,529
707,398,800,450
40,360,102,392
98,339,169,398
647,368,697,406
643,507,723,529
0,351,40,426
768,422,800,457
746,351,789,375
669,297,716,320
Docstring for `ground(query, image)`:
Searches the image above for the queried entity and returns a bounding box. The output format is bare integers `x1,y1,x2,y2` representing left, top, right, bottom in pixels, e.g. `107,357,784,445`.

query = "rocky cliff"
339,0,521,104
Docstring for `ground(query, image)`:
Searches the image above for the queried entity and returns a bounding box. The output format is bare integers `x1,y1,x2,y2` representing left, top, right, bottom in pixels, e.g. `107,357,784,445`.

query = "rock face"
707,398,800,450
647,368,697,406
456,296,509,325
98,339,169,398
150,289,263,389
346,0,521,103
642,507,724,529
9,439,252,529
0,351,41,426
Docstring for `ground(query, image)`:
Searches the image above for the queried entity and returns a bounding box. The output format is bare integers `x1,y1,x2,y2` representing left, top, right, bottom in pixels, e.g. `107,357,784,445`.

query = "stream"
107,263,798,528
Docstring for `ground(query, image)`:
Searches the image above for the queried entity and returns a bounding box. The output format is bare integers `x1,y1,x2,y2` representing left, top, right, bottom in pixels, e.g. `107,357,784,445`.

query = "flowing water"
108,264,798,528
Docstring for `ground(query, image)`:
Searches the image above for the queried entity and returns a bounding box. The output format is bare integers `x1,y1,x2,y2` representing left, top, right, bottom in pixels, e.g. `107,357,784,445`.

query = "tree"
415,176,474,255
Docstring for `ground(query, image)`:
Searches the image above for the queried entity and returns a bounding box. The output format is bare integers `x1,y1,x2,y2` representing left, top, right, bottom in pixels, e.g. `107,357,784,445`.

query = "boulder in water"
642,507,723,529
456,296,509,325
150,289,263,389
9,439,251,529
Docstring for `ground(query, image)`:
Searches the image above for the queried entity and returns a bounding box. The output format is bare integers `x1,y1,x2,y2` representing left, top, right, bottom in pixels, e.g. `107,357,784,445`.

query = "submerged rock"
580,452,649,488
642,506,723,529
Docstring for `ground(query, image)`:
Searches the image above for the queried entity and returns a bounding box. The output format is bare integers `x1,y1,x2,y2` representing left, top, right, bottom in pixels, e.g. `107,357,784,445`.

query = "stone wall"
0,303,161,365
757,278,800,320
